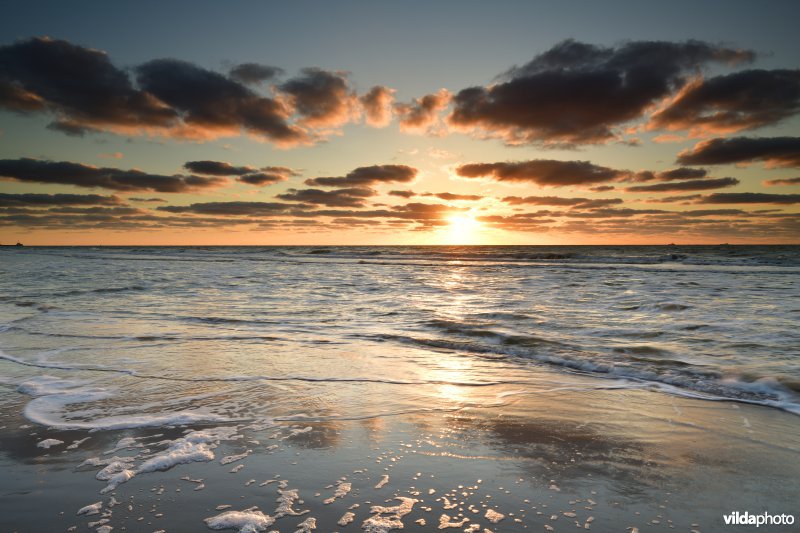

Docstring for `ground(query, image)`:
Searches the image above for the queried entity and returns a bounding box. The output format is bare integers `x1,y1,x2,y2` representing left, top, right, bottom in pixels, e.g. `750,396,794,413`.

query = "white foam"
485,509,505,523
294,517,316,532
362,497,417,533
438,514,469,528
275,489,308,517
137,436,215,473
37,438,64,449
77,502,103,516
338,512,356,526
17,375,239,431
323,481,351,504
92,426,239,493
221,449,252,465
95,458,136,481
67,437,91,449
282,426,313,440
204,508,275,532
100,469,136,494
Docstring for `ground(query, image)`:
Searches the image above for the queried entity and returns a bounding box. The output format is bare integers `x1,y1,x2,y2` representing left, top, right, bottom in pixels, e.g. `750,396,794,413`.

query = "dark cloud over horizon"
305,164,417,187
633,167,708,182
764,177,800,186
184,160,298,186
0,38,363,145
649,69,800,134
625,177,739,192
184,160,257,176
0,37,176,135
0,192,125,207
279,68,357,128
158,201,299,216
276,187,375,207
697,192,800,204
423,192,483,201
447,39,753,146
135,58,307,144
395,89,451,134
2,35,797,157
0,158,224,192
456,159,629,186
501,195,623,209
228,63,284,84
677,136,800,168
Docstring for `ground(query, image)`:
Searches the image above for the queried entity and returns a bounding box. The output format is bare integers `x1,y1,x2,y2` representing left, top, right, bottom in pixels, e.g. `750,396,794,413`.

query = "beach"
1,245,798,532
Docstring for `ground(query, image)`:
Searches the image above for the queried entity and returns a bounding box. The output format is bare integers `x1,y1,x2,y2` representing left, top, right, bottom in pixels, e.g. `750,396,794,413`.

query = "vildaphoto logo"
723,511,795,527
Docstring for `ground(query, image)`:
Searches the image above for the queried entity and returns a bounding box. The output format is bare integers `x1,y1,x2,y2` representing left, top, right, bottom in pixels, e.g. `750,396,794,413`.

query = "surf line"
0,351,519,388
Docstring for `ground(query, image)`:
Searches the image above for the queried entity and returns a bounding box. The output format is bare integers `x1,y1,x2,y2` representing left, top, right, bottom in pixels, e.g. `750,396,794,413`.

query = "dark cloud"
279,68,357,128
381,202,461,225
0,193,124,207
45,206,145,215
305,164,417,187
680,209,748,217
764,177,800,186
456,159,629,186
649,69,800,134
395,89,451,134
388,190,417,198
275,187,375,207
590,185,616,192
0,211,275,230
0,37,176,134
47,119,102,136
129,197,166,203
502,195,623,209
677,136,800,168
423,192,484,201
136,58,307,144
563,207,668,218
0,158,224,192
157,201,298,216
237,169,295,186
153,200,460,230
0,79,45,111
553,213,800,239
184,160,298,185
697,192,800,204
0,38,375,145
228,63,283,84
633,167,708,182
361,86,395,127
625,177,739,192
184,160,256,176
447,39,752,146
647,194,703,203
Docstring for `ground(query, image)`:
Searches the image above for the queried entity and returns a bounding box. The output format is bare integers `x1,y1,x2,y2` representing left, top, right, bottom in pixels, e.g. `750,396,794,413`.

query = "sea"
0,245,799,531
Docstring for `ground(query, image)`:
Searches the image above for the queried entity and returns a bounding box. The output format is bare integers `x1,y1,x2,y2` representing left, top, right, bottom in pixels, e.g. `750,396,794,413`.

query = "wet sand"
2,371,798,532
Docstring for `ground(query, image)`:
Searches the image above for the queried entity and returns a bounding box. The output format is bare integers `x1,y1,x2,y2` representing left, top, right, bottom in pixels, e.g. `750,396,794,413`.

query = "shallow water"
1,245,799,426
0,245,799,531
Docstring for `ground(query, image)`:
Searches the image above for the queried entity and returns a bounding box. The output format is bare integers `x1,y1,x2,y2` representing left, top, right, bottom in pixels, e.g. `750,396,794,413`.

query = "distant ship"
0,242,24,247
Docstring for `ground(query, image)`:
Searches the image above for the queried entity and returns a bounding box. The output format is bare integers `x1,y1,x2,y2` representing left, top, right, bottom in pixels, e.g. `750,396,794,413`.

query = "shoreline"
2,371,798,532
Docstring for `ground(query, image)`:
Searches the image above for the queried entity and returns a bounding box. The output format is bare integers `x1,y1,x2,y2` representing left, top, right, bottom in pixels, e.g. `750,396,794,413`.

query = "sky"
0,0,799,245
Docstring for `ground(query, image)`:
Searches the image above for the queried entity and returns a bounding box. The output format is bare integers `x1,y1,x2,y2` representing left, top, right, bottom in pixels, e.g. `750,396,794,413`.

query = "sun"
442,213,484,245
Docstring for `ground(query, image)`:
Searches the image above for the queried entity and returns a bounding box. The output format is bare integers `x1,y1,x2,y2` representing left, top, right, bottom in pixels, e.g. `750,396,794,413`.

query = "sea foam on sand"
204,507,275,532
83,426,241,493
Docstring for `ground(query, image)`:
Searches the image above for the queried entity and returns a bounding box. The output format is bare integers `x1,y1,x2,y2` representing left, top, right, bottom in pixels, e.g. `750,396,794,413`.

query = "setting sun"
443,213,484,244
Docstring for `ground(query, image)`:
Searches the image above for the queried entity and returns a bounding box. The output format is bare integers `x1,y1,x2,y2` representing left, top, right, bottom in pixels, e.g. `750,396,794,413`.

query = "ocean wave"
370,332,800,415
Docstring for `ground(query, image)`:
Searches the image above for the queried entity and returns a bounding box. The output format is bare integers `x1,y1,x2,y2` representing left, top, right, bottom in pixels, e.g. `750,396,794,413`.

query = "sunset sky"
1,0,799,245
